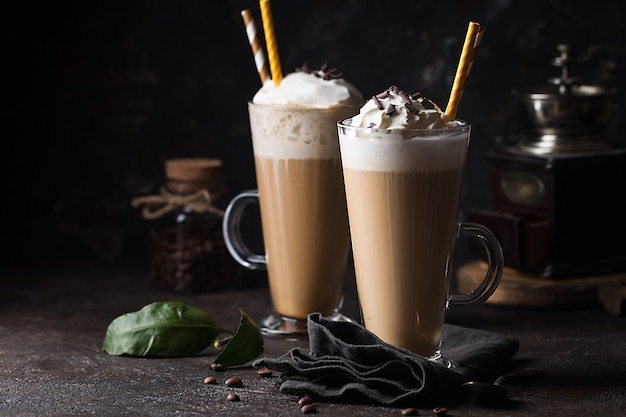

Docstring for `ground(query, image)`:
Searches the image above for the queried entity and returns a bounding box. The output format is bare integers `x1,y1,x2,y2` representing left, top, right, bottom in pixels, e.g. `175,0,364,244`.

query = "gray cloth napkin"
253,313,519,407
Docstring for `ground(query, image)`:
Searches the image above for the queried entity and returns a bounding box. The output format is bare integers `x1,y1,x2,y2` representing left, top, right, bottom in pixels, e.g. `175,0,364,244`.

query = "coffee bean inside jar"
133,158,240,294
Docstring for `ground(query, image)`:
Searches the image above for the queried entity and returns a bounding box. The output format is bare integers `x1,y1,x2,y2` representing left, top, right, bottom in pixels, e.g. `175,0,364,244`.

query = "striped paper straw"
259,0,283,87
241,9,270,84
445,21,484,121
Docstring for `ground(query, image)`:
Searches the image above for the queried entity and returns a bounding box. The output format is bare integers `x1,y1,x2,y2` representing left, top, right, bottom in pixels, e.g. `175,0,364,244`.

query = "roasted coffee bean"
301,404,317,414
298,395,314,406
224,376,243,388
211,363,224,371
432,407,448,416
401,408,420,416
148,224,237,294
257,367,273,377
227,393,240,402
203,376,216,384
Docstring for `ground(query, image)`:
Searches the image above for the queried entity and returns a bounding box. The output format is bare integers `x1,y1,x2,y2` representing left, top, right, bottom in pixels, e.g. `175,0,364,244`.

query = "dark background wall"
5,0,626,265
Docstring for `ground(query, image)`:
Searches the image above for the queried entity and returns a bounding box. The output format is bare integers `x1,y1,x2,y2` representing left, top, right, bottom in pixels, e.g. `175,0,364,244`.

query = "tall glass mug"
223,102,359,335
338,119,503,365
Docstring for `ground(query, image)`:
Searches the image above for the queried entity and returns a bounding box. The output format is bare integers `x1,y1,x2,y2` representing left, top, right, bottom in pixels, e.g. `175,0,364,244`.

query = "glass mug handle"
222,190,267,270
449,222,504,306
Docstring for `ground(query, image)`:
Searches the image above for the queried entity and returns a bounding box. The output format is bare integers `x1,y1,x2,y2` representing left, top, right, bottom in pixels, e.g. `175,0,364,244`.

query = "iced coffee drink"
338,86,502,359
224,65,363,334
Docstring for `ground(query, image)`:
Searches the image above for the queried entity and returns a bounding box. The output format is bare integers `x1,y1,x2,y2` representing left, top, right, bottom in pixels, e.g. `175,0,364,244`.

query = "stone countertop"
1,261,624,417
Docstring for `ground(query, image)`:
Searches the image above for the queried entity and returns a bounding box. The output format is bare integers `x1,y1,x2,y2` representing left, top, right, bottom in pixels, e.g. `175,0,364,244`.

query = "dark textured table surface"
1,261,624,417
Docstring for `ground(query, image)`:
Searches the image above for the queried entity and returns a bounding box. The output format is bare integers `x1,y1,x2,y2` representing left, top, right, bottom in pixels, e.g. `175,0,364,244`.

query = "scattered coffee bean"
257,367,273,377
432,407,448,416
227,393,240,402
224,376,243,388
210,363,224,371
203,376,216,385
301,404,317,414
401,408,420,416
298,395,314,406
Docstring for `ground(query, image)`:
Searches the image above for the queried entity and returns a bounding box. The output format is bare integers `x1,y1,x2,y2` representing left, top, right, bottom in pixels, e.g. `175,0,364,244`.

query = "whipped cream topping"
349,86,449,129
339,124,469,172
252,68,363,108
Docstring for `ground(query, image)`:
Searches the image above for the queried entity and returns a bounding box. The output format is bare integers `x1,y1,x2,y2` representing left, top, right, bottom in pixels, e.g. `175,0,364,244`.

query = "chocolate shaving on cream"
404,102,419,113
421,99,436,110
372,95,384,110
399,90,412,105
349,85,449,129
296,62,344,80
376,90,389,99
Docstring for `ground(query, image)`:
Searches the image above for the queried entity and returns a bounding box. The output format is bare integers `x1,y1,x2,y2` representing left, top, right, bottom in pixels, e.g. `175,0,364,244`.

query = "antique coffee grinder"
459,44,626,309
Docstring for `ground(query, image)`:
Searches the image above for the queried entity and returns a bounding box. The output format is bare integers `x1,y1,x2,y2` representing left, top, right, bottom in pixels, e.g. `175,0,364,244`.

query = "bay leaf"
214,309,264,367
102,301,225,357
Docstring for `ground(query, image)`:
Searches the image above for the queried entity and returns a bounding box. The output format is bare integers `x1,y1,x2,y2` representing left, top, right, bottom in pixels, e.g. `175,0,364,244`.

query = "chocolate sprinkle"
296,62,344,80
295,62,311,73
368,85,439,116
404,102,419,113
398,90,412,104
421,99,436,110
372,95,384,110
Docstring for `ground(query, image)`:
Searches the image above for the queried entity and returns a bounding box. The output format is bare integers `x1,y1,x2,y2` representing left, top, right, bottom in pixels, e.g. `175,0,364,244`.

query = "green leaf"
214,309,264,367
102,301,225,357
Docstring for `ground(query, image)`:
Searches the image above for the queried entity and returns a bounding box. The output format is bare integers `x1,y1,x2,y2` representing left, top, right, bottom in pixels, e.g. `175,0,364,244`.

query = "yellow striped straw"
445,21,484,121
259,0,283,87
241,9,270,85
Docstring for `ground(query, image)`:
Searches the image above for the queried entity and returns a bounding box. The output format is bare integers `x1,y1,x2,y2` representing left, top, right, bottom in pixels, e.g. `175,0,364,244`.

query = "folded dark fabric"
253,313,519,407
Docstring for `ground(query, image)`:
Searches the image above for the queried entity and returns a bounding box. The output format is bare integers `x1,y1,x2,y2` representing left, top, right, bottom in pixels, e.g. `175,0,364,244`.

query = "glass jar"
134,158,240,293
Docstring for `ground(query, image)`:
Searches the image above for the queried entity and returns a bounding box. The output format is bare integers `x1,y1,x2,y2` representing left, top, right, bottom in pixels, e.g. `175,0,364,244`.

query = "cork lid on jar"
164,158,222,194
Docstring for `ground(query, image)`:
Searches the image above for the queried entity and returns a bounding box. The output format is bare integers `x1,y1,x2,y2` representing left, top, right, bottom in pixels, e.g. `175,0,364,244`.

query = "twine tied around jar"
131,187,225,220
